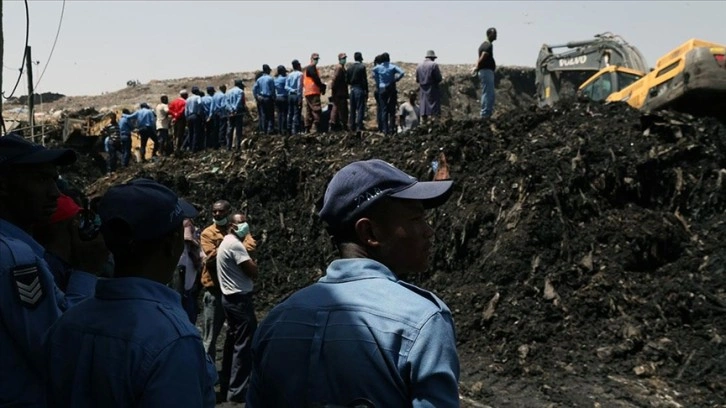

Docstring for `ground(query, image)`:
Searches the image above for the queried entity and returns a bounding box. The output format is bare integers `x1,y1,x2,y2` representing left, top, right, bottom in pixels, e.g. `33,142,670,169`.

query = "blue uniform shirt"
0,219,96,407
372,62,405,90
118,114,134,137
248,258,460,408
45,277,217,407
185,94,202,117
273,76,288,98
225,86,245,114
285,71,303,95
212,91,227,117
127,107,156,130
201,95,214,120
253,74,275,98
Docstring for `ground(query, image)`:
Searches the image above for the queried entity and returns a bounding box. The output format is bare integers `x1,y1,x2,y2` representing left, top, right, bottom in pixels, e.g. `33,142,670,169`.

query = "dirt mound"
64,97,726,406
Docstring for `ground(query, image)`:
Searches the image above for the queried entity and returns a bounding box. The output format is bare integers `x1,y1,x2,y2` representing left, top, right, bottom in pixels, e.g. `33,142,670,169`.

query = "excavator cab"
535,32,649,107
578,66,644,102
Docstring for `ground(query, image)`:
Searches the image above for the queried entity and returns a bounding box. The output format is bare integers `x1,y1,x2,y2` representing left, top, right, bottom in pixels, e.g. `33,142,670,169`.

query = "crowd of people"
99,31,499,176
0,27,498,407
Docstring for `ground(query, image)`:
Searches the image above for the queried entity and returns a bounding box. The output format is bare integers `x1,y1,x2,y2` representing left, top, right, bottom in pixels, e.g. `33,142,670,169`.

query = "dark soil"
61,89,726,406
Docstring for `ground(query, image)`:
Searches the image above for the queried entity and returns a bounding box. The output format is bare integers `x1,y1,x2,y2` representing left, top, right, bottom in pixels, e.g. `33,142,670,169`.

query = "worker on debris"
274,65,289,135
399,90,421,132
329,52,350,132
253,65,276,135
169,89,188,152
372,52,405,135
473,27,497,120
213,84,228,149
0,134,107,406
416,50,443,124
202,86,217,149
216,213,258,403
102,113,124,174
185,86,204,153
155,95,171,155
303,53,327,134
45,178,217,407
347,51,369,136
285,60,304,135
373,54,384,132
248,159,460,407
199,200,232,366
117,108,134,168
225,80,246,150
127,103,158,162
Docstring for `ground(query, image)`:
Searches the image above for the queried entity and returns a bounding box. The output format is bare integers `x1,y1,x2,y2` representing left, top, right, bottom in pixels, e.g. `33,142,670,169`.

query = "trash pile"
64,91,725,405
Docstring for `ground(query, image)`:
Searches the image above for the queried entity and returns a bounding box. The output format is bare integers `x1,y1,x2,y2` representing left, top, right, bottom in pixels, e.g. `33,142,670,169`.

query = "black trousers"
220,292,257,402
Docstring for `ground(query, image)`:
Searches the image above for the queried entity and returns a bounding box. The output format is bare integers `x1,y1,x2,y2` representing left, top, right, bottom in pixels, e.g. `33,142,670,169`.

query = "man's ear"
354,218,381,248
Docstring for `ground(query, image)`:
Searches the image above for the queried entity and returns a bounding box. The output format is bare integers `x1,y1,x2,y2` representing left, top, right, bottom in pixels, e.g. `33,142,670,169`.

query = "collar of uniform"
0,218,45,258
95,276,181,305
320,258,398,284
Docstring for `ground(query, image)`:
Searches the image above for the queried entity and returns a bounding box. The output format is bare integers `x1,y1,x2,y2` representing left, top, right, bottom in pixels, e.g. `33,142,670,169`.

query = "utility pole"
25,45,33,140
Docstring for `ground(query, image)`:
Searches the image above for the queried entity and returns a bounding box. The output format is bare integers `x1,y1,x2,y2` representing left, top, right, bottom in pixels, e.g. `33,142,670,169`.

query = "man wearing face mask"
199,200,232,363
216,213,258,403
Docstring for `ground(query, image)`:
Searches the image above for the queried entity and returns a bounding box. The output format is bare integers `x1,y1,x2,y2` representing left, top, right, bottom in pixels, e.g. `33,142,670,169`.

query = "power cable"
2,0,30,101
34,0,66,90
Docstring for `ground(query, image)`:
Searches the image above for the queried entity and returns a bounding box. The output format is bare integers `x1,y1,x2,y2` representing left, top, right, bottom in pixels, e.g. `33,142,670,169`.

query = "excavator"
535,32,649,107
536,32,726,119
578,39,726,119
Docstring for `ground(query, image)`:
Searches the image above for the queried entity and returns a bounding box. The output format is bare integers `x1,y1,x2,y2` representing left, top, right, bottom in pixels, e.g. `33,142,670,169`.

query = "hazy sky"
1,1,723,97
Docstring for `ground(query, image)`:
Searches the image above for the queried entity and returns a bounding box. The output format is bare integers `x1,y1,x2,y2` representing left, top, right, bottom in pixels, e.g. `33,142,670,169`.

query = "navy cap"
0,132,76,168
98,178,198,241
319,159,453,229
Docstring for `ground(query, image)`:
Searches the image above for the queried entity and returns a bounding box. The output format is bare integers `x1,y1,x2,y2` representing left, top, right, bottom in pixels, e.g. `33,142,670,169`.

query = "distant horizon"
2,1,723,97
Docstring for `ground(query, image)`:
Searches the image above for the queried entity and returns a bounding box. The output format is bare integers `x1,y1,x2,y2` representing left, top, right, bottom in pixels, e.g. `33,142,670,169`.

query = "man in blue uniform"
248,159,460,407
0,133,104,407
45,178,218,407
127,102,157,161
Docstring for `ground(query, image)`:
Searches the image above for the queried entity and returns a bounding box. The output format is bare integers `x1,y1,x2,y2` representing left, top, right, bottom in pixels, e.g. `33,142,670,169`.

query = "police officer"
0,133,107,407
45,178,218,407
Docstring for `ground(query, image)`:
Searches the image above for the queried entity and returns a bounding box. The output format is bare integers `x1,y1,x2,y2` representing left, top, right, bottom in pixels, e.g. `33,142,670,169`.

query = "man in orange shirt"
168,90,188,152
303,53,327,134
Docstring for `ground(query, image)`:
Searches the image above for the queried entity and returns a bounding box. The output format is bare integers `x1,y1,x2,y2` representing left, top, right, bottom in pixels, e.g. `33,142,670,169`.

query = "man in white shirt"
155,95,171,155
216,213,258,403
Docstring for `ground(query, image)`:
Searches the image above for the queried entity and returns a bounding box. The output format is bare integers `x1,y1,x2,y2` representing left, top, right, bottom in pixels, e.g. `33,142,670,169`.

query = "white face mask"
233,222,250,238
213,216,229,226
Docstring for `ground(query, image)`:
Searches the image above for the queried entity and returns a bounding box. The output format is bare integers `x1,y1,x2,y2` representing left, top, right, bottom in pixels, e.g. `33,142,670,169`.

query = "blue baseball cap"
318,159,453,229
0,132,76,167
97,178,198,241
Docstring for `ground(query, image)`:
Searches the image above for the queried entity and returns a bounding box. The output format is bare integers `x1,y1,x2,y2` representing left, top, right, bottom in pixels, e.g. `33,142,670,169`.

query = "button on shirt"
247,258,460,408
0,219,96,407
45,277,217,408
216,234,253,296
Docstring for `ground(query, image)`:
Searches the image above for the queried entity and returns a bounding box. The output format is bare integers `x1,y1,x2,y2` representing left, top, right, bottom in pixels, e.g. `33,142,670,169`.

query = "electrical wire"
2,0,30,101
34,0,66,90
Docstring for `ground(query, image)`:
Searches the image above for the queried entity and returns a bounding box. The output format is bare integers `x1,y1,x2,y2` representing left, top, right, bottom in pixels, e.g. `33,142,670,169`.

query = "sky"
1,1,724,97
